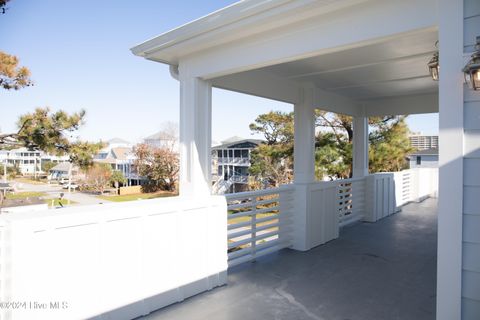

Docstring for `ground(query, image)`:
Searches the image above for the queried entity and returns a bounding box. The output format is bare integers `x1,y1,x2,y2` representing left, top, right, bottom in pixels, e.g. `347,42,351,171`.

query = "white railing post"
250,196,257,261
364,174,377,222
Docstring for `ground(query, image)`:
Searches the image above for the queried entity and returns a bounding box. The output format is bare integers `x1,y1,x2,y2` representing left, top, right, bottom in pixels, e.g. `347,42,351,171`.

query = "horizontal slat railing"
226,185,294,267
337,177,367,227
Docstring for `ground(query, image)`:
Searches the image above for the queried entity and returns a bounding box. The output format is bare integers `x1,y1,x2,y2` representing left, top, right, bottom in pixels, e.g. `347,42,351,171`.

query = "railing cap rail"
225,184,294,200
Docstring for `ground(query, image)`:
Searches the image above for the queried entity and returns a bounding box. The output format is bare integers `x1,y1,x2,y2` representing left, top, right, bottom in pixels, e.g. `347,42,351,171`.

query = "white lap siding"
463,1,480,318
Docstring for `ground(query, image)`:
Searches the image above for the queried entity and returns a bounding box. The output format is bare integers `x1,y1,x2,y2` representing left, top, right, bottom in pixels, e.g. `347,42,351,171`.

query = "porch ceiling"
216,28,439,103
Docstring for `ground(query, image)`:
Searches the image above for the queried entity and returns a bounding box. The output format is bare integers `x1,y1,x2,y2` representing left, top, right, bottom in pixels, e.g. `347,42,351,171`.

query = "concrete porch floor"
141,198,437,320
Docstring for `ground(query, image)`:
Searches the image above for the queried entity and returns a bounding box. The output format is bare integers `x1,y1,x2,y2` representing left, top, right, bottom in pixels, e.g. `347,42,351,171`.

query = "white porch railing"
337,177,366,227
226,185,294,267
0,196,227,320
217,157,250,165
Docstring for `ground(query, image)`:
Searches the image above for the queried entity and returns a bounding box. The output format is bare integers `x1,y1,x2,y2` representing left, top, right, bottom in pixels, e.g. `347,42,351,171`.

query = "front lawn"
97,191,177,202
4,191,47,199
46,198,77,207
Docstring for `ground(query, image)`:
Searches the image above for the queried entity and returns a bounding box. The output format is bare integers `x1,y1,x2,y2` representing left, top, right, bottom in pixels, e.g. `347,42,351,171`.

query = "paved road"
13,181,111,206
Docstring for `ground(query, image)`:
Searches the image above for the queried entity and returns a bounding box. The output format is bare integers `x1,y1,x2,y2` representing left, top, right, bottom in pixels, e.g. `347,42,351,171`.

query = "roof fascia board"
131,0,368,63
131,0,294,57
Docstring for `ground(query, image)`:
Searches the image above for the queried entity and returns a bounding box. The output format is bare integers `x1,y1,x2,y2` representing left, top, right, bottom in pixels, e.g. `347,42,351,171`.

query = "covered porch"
129,0,449,318
1,1,476,319
143,198,437,320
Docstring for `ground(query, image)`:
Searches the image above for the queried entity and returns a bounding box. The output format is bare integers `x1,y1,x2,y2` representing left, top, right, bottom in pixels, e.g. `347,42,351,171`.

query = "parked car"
62,183,79,190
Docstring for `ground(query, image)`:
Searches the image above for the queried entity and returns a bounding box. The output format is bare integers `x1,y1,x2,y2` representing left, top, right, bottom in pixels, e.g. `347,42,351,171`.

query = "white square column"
294,87,316,184
292,87,316,251
437,0,464,319
179,72,212,198
352,116,369,178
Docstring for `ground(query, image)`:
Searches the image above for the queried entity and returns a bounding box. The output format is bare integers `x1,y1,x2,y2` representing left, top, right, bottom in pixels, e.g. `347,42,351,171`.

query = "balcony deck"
141,198,437,320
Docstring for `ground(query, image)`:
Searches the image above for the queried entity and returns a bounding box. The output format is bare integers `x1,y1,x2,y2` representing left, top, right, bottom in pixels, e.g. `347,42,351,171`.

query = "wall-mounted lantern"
428,41,439,81
463,36,480,91
428,52,439,81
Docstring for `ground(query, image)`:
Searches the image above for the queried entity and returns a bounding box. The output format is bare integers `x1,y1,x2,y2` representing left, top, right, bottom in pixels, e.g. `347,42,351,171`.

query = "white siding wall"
409,155,439,169
463,1,480,318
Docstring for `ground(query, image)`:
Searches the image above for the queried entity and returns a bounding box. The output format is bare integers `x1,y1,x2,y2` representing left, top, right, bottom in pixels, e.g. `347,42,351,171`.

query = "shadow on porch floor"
140,198,437,320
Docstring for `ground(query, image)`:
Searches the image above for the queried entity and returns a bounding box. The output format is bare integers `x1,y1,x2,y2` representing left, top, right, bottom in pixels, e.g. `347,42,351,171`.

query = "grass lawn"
228,212,278,225
97,191,177,202
46,198,77,207
5,191,47,199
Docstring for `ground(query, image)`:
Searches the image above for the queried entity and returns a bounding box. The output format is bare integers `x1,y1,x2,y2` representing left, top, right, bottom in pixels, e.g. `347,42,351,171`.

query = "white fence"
226,185,294,267
0,196,227,320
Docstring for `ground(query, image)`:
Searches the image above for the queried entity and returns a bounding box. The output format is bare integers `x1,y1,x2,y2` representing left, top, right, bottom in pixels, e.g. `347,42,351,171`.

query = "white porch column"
292,87,315,251
352,116,369,178
437,0,466,318
294,88,315,184
179,72,212,198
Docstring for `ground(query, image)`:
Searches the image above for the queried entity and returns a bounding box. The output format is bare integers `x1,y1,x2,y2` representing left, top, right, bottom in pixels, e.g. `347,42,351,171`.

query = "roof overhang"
131,0,439,116
131,0,370,65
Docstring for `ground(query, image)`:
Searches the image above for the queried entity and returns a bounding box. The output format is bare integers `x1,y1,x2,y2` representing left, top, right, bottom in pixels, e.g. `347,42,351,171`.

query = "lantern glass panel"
473,69,480,90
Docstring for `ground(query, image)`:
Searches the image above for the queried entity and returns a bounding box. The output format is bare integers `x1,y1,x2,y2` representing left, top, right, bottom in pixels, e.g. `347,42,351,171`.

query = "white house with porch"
0,1,478,320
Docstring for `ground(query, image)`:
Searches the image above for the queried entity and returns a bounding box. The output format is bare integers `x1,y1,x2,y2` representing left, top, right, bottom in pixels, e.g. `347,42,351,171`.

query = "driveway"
13,181,112,206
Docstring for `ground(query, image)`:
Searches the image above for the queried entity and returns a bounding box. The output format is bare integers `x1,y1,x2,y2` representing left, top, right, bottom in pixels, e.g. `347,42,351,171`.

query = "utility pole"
68,161,72,193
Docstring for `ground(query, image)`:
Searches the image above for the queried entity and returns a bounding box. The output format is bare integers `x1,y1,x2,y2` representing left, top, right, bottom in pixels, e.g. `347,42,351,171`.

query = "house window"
234,150,241,157
416,156,421,165
217,150,222,158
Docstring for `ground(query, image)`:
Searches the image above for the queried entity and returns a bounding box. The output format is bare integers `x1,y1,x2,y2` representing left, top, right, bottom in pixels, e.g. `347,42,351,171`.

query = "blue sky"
1,0,437,143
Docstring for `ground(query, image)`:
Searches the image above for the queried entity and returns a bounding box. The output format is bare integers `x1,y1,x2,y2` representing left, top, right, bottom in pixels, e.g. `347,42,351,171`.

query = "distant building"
93,139,140,186
143,131,178,151
48,162,80,181
0,148,69,176
408,148,438,169
211,136,262,194
409,133,438,151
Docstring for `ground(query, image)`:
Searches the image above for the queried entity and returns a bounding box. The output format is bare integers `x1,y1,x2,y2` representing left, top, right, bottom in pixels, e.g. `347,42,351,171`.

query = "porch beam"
352,116,369,178
363,93,438,116
211,70,301,104
314,87,361,116
179,71,212,198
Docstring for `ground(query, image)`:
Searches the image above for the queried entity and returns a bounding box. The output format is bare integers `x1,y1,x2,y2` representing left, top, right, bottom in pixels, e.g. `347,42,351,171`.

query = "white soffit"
251,28,439,101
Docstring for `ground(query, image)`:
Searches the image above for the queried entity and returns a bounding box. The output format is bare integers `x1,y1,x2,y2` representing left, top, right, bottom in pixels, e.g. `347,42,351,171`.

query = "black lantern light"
463,36,480,91
428,41,439,81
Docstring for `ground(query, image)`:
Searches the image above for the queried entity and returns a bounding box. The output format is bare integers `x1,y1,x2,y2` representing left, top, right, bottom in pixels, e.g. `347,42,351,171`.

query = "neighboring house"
211,136,262,194
0,148,69,176
105,137,131,149
143,131,178,151
93,141,140,186
48,162,80,181
409,133,439,151
408,148,438,169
